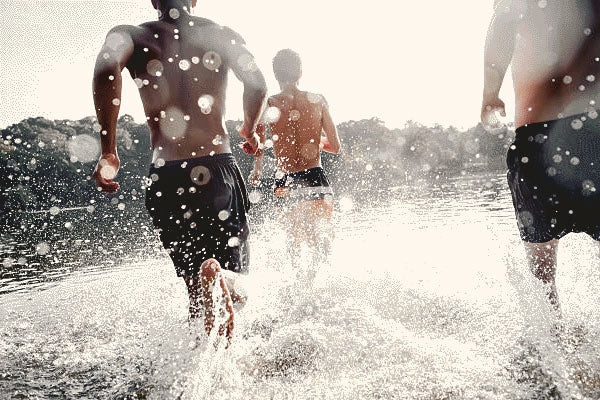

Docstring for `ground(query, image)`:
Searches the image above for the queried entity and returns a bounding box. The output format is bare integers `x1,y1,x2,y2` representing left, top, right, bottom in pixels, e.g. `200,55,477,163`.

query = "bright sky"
0,0,514,130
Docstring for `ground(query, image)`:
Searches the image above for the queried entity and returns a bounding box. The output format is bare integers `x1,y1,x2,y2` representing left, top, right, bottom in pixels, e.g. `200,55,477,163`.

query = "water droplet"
198,94,215,114
105,32,126,51
582,179,596,196
264,107,281,123
49,206,60,216
228,237,240,247
112,98,120,106
218,210,231,221
146,59,164,77
289,110,301,121
212,135,223,145
237,54,257,72
100,165,117,180
547,166,557,176
179,59,191,71
160,107,188,140
272,134,279,142
64,222,73,230
108,75,114,81
248,190,262,203
570,157,580,166
521,157,529,164
552,154,562,163
202,51,222,71
169,8,180,19
584,28,592,36
571,119,583,130
563,75,573,84
587,75,596,82
190,165,211,185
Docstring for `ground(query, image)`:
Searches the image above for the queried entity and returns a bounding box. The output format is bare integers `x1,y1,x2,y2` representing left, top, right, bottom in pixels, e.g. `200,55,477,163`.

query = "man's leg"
184,259,235,343
523,240,560,310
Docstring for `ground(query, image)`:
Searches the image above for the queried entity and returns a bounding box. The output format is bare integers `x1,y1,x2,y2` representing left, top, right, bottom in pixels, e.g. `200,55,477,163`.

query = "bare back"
267,89,327,173
509,0,600,125
113,17,251,162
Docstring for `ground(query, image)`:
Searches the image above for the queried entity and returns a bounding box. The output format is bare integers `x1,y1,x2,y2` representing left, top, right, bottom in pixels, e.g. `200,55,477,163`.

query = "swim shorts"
507,112,600,242
145,153,250,276
273,167,334,202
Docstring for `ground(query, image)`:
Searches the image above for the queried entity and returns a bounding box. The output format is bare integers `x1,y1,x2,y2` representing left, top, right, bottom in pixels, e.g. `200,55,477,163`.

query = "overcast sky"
0,0,514,130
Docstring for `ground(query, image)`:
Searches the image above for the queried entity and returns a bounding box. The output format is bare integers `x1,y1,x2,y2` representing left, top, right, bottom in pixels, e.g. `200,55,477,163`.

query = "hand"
93,153,120,194
248,169,261,187
481,96,506,130
241,133,260,155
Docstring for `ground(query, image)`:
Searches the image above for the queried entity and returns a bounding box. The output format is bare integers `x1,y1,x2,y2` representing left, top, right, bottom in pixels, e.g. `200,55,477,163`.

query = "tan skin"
250,80,341,253
92,0,267,344
481,0,600,311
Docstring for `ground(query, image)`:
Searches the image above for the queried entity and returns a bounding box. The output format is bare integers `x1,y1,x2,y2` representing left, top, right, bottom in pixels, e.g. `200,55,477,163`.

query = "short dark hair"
272,49,302,84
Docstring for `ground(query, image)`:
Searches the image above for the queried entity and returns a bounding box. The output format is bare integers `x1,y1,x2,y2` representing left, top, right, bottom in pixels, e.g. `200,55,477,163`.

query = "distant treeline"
0,115,514,226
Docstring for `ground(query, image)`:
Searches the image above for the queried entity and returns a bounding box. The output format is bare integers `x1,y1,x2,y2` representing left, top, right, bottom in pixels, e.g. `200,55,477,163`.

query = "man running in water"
249,49,341,263
92,0,266,343
482,0,600,311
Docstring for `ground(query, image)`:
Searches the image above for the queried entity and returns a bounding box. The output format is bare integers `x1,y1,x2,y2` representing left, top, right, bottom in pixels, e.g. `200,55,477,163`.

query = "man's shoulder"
107,24,143,36
493,0,528,16
188,17,247,45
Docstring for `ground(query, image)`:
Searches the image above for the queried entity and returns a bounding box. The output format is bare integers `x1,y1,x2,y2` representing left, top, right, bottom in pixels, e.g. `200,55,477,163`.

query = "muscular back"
102,17,255,162
267,89,328,173
506,0,600,124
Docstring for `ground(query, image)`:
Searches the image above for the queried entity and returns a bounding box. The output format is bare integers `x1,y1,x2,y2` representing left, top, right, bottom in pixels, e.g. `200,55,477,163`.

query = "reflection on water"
1,173,600,399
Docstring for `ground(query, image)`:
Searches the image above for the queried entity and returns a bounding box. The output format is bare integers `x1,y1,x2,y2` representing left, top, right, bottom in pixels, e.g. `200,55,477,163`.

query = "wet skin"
92,7,266,193
481,0,600,312
91,3,267,343
482,0,600,128
250,83,341,255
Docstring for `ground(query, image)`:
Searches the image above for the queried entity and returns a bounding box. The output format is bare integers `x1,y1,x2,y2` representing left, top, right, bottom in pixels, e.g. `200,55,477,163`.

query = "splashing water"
2,174,600,399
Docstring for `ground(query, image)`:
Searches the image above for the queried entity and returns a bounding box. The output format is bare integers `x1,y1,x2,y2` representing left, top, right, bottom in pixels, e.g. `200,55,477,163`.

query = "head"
151,0,196,12
272,49,302,86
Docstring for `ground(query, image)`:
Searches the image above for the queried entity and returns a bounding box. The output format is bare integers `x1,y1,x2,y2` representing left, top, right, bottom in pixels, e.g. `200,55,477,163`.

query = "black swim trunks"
507,112,600,242
273,167,334,202
145,153,250,276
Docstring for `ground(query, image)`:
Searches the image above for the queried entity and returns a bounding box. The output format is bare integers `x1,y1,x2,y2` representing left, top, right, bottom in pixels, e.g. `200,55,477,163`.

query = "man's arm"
248,122,266,187
223,29,267,148
481,1,520,125
320,97,341,154
92,26,135,193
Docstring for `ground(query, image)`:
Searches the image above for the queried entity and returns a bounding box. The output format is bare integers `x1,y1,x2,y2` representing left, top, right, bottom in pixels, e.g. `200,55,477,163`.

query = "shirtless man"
92,0,267,343
482,0,600,311
248,49,341,263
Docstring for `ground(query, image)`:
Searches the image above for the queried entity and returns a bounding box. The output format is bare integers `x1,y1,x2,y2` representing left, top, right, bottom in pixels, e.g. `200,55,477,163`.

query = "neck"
157,1,191,21
280,83,299,93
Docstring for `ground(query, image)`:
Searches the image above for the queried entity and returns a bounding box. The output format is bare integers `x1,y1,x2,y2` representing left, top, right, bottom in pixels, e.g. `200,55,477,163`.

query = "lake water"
1,172,600,400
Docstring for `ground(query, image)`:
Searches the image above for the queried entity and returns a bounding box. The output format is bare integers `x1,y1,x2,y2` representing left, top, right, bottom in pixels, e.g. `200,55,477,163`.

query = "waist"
515,111,598,138
150,153,236,169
